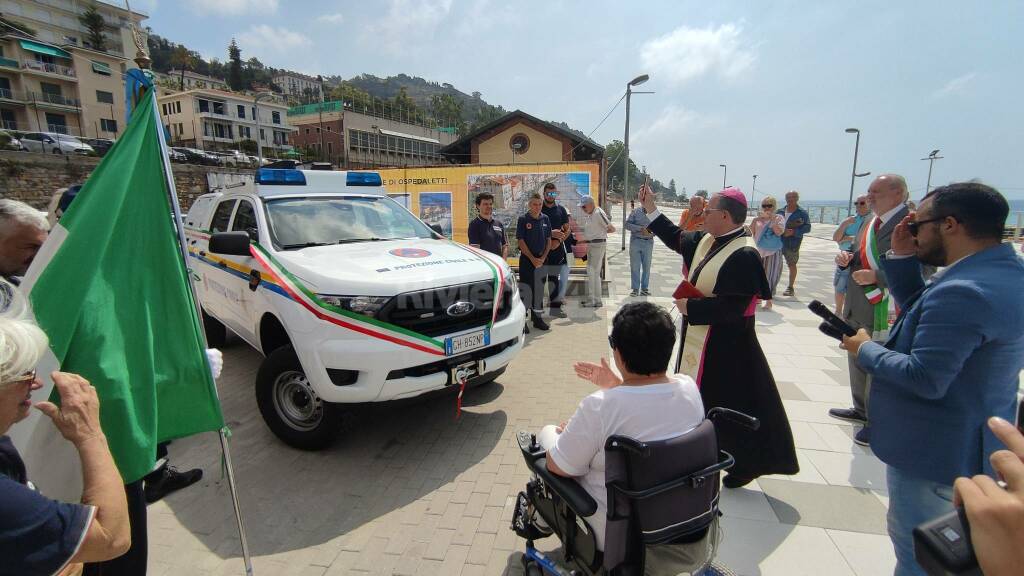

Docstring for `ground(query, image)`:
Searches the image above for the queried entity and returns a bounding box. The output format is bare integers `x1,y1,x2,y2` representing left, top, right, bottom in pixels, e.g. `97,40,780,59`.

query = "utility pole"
317,75,326,163
921,149,943,193
844,128,871,215
751,174,757,205
719,164,727,189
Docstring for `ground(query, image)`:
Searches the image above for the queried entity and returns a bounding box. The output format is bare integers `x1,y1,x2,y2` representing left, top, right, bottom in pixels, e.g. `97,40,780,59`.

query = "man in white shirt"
538,302,705,549
576,197,615,307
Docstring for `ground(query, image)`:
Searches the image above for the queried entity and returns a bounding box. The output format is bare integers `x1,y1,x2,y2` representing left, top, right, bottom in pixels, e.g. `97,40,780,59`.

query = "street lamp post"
844,128,871,215
921,149,943,193
254,92,272,165
317,75,325,163
751,174,757,205
620,73,651,250
719,164,727,189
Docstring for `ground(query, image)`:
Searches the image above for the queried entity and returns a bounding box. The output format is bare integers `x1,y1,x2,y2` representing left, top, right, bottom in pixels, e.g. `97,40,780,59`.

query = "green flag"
25,86,224,483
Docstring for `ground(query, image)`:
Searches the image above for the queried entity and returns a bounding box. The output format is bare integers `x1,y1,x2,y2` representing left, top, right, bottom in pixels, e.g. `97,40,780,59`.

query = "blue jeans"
886,465,954,576
833,265,851,294
629,238,653,291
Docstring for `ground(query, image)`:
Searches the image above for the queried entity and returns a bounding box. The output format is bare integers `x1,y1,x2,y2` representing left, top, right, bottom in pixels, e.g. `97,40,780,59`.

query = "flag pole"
145,78,256,576
122,5,255,571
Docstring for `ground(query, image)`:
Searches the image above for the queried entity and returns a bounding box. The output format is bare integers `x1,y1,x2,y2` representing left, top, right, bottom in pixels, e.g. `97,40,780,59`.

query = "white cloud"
316,13,344,24
365,0,453,52
236,25,312,63
633,105,709,145
640,23,756,86
186,0,278,16
932,72,976,98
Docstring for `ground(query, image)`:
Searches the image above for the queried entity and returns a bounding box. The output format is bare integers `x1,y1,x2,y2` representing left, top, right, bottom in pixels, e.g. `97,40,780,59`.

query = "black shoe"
782,286,794,297
828,408,867,425
640,289,651,296
722,474,756,489
532,314,550,331
524,322,531,335
549,307,567,318
854,427,871,447
144,465,203,504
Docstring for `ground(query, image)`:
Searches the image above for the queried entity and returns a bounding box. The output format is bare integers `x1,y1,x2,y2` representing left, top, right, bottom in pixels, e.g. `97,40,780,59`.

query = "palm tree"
169,45,196,91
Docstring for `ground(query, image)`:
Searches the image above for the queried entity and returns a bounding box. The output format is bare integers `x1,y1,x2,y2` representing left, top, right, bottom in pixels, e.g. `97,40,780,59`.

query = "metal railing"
1,120,18,131
22,59,76,78
0,57,18,69
47,124,82,136
29,91,81,108
0,88,24,101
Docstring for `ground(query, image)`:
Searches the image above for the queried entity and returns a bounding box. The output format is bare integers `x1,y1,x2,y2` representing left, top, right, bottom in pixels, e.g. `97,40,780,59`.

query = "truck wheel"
256,346,341,450
201,309,226,348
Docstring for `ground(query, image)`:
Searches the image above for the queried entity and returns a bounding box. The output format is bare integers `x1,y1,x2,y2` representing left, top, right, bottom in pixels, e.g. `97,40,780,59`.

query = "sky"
134,0,1024,202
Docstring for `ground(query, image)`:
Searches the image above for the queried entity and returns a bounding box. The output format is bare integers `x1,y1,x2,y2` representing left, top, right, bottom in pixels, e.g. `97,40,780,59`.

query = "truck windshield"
265,196,435,249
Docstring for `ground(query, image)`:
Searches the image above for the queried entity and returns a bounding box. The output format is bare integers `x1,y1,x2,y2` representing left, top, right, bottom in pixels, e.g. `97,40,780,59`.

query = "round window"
510,133,530,155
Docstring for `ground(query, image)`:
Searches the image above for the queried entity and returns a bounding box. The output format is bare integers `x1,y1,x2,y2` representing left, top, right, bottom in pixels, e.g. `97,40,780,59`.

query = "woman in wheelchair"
513,303,749,575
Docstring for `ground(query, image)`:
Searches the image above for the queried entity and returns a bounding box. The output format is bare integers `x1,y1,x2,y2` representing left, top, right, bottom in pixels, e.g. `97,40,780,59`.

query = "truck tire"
201,309,226,348
256,345,341,450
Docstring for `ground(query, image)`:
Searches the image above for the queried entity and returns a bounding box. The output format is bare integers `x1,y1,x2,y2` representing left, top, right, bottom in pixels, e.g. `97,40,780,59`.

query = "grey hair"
0,281,49,385
0,199,50,240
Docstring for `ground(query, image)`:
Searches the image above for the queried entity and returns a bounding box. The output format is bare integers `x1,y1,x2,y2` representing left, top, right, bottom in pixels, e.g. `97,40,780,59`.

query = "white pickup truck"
185,168,525,449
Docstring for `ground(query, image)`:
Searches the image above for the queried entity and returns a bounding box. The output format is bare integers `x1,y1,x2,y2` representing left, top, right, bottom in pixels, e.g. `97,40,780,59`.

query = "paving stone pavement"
154,206,898,575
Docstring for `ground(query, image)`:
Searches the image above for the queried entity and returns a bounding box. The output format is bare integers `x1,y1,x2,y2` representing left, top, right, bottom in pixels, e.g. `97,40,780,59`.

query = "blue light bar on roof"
346,172,383,187
255,168,306,185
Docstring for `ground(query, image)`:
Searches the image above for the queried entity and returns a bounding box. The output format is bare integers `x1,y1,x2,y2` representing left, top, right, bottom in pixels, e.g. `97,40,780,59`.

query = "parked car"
19,132,94,155
82,137,115,157
174,147,220,166
219,150,254,167
0,129,25,151
168,147,187,162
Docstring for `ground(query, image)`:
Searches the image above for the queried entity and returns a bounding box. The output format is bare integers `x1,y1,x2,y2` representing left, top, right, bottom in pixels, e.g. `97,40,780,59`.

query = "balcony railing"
0,57,18,69
1,120,18,130
47,124,81,136
28,91,82,108
0,88,25,101
22,59,77,78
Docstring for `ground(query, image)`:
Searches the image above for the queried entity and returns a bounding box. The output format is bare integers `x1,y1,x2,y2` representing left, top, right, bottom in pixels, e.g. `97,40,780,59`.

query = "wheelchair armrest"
532,457,598,517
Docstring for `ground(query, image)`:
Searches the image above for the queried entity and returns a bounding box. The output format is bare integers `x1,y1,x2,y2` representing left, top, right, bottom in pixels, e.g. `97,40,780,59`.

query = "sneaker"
828,408,868,425
782,286,794,297
629,290,639,297
549,307,567,318
592,300,604,308
144,465,203,504
640,289,651,296
532,314,550,331
854,427,871,447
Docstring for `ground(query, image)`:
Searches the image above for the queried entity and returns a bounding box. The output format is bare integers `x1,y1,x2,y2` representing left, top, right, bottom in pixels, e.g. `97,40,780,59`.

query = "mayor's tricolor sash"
858,217,893,339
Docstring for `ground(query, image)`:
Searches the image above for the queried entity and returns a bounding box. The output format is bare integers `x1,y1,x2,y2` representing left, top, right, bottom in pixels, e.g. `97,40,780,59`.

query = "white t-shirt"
579,207,611,241
547,375,705,548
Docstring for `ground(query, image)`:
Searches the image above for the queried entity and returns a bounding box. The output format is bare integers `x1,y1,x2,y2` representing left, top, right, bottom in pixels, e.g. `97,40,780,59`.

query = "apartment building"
272,70,320,104
0,0,146,137
0,34,126,138
159,69,228,92
157,87,293,156
287,100,457,168
0,0,147,59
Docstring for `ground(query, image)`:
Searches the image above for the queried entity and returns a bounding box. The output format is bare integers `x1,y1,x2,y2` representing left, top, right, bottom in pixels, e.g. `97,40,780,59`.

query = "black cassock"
648,214,799,479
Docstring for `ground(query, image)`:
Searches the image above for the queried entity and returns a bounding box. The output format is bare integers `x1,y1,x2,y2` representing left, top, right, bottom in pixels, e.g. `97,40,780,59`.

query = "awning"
91,61,112,75
19,40,71,59
378,128,440,144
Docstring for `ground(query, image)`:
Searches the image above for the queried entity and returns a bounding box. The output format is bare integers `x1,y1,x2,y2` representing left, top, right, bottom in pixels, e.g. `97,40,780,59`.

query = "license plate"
445,328,490,356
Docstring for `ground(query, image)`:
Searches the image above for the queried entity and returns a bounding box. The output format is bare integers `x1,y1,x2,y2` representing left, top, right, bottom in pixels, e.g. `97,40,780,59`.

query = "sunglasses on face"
761,204,774,209
856,201,867,206
3,369,37,386
907,215,952,237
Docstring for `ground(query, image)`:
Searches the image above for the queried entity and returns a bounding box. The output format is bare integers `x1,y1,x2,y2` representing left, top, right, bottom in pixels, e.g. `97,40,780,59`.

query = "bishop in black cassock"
640,187,798,487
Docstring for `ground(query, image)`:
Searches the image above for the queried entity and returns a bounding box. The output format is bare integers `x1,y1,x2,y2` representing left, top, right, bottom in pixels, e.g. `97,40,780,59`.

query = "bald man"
830,175,910,446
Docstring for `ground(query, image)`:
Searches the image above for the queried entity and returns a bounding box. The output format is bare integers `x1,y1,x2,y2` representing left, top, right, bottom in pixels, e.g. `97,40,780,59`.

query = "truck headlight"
502,269,518,298
317,295,391,317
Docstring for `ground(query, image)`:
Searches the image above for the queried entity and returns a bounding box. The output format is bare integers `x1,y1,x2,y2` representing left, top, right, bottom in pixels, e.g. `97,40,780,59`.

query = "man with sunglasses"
830,175,910,447
832,195,871,314
840,182,1024,576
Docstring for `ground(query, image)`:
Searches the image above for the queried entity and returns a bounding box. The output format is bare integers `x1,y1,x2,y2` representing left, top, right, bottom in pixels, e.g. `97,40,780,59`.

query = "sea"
786,199,1024,227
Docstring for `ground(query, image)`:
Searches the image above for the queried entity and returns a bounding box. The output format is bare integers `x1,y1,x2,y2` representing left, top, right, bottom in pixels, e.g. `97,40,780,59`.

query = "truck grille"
378,280,514,338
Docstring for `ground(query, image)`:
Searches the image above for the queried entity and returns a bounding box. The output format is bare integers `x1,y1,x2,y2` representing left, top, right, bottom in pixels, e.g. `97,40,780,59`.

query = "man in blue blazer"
842,182,1024,576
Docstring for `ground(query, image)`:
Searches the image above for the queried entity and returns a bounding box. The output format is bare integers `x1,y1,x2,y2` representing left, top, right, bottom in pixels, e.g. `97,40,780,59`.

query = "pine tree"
78,2,109,52
227,39,243,91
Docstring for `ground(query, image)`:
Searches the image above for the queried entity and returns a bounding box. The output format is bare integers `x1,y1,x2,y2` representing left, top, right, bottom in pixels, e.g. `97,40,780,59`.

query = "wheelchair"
511,407,759,576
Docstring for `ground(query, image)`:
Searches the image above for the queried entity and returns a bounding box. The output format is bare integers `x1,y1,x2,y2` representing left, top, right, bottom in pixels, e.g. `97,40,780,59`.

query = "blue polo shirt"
1,469,95,576
516,212,552,259
467,215,507,257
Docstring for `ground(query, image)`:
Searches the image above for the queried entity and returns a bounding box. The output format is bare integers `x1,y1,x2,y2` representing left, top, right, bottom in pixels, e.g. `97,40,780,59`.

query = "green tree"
238,139,258,155
604,140,642,196
169,45,197,91
227,39,243,91
78,2,110,52
392,87,419,123
430,94,465,134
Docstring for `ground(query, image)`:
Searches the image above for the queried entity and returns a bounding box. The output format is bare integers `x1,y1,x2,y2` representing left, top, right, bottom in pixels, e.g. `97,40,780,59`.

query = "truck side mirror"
209,231,252,256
